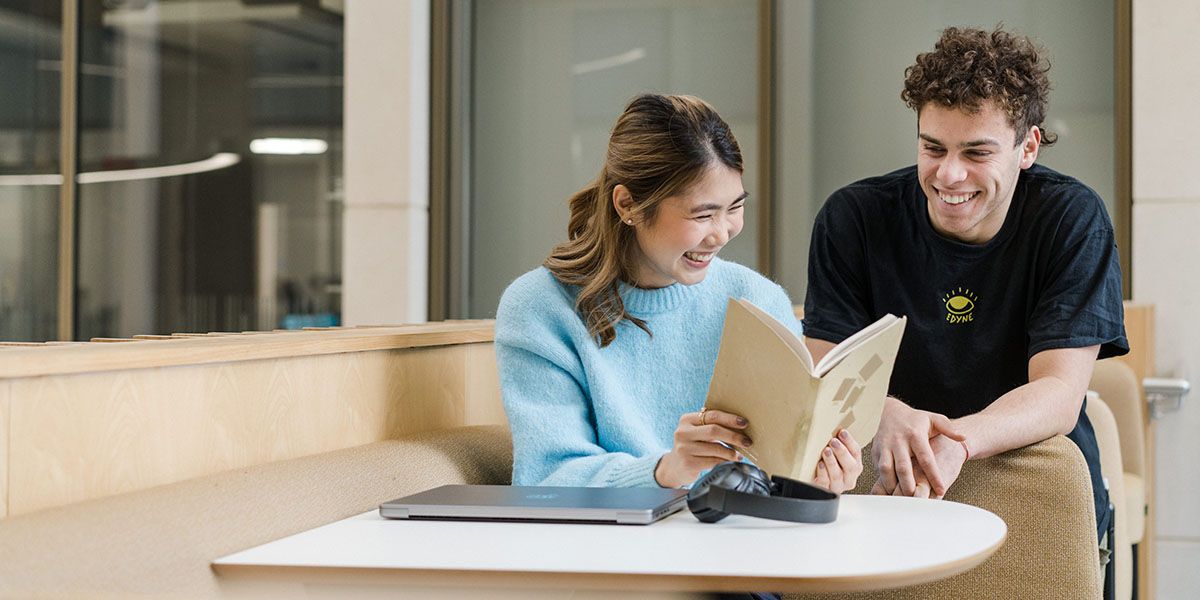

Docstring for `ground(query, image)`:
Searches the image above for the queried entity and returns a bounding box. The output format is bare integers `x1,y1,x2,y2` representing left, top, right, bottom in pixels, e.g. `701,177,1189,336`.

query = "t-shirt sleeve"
1027,222,1129,360
801,194,875,344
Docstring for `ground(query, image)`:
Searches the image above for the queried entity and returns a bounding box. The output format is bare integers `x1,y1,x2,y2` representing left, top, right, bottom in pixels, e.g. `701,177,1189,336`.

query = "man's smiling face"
916,101,1040,245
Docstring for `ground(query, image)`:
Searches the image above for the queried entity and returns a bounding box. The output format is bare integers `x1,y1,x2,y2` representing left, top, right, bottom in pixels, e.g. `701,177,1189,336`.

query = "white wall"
1132,1,1200,596
342,0,429,325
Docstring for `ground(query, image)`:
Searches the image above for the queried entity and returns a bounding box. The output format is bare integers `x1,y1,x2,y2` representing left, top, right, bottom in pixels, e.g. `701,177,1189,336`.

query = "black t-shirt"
803,164,1129,538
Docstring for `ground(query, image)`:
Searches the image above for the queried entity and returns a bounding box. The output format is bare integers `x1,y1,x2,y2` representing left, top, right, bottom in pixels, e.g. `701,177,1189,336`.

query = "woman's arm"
498,343,662,487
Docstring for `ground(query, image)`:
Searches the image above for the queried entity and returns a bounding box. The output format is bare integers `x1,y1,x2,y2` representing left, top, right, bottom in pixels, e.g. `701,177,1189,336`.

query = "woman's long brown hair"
544,94,743,347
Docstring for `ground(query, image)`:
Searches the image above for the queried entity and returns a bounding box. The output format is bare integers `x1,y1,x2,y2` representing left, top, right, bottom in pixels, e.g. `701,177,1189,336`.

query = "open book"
703,299,907,484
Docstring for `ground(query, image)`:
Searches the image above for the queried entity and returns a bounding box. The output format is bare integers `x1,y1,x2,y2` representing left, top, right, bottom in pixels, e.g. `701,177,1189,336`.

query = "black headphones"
687,461,839,524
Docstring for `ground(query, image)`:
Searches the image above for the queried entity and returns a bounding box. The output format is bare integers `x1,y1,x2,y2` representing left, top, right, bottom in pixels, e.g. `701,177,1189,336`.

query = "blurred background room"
1,1,1196,597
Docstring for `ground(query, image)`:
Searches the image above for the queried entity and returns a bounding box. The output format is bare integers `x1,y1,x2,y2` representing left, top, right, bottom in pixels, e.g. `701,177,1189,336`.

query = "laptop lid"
379,484,689,525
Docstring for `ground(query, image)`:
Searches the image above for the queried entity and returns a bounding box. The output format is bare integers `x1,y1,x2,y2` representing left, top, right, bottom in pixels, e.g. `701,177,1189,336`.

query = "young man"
801,27,1128,546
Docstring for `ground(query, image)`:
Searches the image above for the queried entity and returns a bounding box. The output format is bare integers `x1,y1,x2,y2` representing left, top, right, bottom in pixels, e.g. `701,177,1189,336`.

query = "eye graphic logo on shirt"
942,287,978,325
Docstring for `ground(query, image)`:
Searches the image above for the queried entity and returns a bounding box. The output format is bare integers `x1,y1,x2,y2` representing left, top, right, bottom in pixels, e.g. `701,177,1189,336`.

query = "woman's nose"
708,216,734,247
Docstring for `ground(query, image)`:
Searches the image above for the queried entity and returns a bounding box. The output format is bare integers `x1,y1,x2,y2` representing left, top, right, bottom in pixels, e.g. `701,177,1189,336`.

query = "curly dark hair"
902,26,1057,147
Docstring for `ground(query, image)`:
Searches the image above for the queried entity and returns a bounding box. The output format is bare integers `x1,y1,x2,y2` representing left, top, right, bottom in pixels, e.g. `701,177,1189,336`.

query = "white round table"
214,495,1006,597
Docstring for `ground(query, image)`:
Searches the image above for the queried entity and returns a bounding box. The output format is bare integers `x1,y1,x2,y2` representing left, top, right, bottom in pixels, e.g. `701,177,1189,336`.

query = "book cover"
703,298,906,483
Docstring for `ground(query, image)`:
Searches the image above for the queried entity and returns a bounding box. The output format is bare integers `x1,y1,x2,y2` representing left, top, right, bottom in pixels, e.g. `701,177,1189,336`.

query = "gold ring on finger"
698,407,708,426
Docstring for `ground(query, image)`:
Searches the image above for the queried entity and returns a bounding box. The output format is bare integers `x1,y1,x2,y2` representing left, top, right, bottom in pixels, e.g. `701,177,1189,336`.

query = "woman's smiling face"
621,165,746,289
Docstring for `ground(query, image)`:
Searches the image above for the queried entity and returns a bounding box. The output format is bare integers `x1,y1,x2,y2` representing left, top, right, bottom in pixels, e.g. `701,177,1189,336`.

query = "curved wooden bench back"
0,322,505,518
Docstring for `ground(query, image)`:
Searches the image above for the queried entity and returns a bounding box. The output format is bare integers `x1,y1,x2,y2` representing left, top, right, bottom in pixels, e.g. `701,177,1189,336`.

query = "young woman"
495,94,861,493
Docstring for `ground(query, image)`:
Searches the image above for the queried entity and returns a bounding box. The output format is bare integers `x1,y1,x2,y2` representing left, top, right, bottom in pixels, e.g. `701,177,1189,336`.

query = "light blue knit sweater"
495,258,801,487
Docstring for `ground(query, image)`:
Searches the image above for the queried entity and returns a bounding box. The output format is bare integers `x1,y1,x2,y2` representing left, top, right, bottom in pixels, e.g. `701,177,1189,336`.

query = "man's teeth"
684,251,713,262
940,192,977,205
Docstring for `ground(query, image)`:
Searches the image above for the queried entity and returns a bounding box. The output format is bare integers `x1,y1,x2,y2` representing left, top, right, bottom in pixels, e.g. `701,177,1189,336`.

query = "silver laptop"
379,484,689,525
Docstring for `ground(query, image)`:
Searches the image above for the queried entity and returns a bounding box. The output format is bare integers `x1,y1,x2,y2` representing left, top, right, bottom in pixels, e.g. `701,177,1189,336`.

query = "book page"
795,316,907,481
732,298,815,374
813,314,899,377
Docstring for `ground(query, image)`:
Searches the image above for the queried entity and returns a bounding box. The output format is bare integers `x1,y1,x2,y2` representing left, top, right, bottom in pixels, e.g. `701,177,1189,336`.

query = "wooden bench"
0,323,511,597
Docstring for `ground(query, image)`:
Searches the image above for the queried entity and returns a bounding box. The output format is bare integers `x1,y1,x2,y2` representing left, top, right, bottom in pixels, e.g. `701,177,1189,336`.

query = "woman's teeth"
684,251,713,262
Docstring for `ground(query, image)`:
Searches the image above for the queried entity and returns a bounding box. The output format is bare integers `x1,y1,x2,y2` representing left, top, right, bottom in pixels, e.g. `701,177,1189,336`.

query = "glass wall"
0,2,62,342
467,0,763,317
0,0,344,342
73,0,344,338
450,1,1122,318
774,0,1117,296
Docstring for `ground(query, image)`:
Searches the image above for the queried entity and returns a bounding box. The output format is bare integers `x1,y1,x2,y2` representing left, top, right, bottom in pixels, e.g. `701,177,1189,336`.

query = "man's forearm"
952,377,1082,459
951,344,1099,460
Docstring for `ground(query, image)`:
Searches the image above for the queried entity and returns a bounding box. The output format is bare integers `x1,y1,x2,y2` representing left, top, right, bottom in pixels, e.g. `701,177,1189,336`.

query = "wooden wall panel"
0,322,494,380
5,342,504,517
1,380,9,518
462,343,507,427
1118,302,1155,383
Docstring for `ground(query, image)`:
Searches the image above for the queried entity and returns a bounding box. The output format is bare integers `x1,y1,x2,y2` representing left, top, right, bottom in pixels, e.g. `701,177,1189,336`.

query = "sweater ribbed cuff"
606,453,666,488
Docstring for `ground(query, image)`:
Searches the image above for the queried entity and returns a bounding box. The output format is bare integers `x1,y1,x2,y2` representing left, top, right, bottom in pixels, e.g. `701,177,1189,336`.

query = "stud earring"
626,219,633,225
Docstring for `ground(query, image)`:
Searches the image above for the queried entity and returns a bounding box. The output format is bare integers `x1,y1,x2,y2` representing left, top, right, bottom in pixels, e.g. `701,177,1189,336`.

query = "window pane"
0,2,61,341
775,1,1116,295
75,0,343,338
468,0,761,317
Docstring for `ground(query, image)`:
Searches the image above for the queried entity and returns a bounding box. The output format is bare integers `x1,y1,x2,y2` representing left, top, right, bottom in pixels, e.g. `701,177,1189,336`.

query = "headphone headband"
697,475,838,523
687,462,839,524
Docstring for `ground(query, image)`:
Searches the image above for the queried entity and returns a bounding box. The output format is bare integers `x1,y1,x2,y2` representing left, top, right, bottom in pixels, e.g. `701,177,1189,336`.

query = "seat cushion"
787,436,1101,600
1089,359,1146,478
1088,394,1133,600
1124,472,1145,544
0,425,513,599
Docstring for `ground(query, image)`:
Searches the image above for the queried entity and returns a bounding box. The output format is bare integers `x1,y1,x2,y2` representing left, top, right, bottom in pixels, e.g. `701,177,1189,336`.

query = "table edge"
212,529,1006,594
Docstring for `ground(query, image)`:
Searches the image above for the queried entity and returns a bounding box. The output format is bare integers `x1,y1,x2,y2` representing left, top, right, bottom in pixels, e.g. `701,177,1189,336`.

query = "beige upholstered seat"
1123,471,1144,543
1088,392,1132,600
1089,359,1147,545
0,425,513,599
786,436,1101,600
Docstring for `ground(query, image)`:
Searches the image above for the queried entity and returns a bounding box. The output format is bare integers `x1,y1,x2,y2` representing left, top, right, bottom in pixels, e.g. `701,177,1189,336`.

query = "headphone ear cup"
687,462,773,523
739,463,774,495
687,466,730,523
